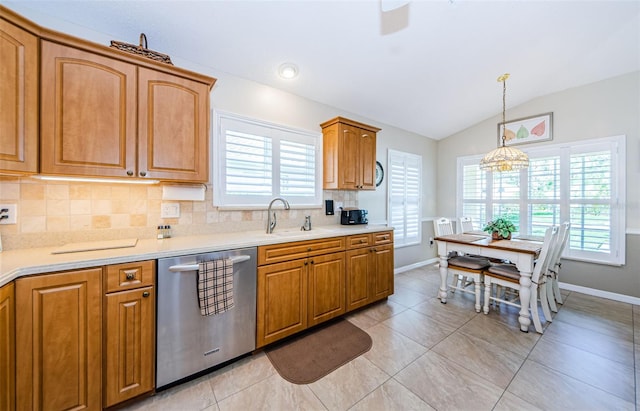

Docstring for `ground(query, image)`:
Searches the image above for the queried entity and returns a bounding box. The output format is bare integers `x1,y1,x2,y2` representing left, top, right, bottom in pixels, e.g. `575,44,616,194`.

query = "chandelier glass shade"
480,73,529,172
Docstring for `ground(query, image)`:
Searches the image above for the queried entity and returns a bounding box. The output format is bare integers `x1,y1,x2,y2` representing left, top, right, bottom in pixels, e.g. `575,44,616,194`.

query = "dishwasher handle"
168,255,251,272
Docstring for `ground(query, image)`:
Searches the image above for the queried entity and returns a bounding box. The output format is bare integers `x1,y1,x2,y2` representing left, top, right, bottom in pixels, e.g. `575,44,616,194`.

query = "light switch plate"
161,203,180,218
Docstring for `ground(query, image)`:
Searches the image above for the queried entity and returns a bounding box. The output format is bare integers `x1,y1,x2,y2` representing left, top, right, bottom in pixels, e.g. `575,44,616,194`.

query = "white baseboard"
558,282,640,305
395,259,640,305
394,258,439,274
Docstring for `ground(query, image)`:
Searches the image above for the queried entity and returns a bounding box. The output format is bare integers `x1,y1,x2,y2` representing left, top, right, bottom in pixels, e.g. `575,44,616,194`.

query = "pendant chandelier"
479,73,529,172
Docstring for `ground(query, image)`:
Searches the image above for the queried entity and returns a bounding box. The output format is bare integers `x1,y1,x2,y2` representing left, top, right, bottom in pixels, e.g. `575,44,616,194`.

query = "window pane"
388,150,421,247
462,164,486,200
529,156,560,200
462,203,486,228
570,204,611,253
570,151,611,200
528,204,560,236
492,170,520,200
214,110,322,207
225,131,272,195
280,140,315,196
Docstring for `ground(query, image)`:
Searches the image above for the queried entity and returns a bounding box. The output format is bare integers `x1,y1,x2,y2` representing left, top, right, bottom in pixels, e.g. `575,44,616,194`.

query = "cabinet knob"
142,291,150,298
360,239,365,243
125,272,136,280
310,260,314,264
140,171,147,177
307,247,312,252
127,170,134,176
304,261,308,266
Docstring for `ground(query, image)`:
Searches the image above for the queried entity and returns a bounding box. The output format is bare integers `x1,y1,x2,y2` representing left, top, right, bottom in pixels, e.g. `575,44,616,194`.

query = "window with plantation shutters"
388,149,422,247
213,110,322,207
458,135,625,265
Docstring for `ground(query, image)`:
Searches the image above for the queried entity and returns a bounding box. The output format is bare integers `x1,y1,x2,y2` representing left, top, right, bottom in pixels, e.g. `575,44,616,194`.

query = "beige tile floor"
123,264,638,411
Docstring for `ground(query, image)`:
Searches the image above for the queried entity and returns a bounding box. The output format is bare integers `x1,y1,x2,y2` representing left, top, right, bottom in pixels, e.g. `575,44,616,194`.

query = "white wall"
437,71,640,297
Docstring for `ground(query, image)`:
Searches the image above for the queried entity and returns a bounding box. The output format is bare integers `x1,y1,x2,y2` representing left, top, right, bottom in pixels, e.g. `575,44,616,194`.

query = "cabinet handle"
304,261,308,266
310,260,314,264
307,247,312,252
140,171,147,177
362,134,369,138
127,170,134,176
125,271,136,280
142,291,150,298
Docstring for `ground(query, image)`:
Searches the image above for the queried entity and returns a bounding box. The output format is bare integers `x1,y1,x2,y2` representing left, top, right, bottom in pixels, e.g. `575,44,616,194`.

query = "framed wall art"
499,112,553,146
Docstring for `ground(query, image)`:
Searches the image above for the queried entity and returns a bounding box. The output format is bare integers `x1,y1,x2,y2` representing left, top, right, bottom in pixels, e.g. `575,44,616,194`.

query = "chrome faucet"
266,197,290,233
301,215,312,231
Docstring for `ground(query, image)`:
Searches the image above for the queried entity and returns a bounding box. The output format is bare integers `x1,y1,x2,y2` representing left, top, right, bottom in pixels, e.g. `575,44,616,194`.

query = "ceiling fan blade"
380,0,410,35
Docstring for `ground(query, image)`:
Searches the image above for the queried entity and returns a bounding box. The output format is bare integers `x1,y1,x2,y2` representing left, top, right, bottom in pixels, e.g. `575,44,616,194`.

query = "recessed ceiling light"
278,63,299,79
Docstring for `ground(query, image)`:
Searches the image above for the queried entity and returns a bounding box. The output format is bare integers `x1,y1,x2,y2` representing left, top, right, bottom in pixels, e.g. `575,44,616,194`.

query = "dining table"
434,233,543,332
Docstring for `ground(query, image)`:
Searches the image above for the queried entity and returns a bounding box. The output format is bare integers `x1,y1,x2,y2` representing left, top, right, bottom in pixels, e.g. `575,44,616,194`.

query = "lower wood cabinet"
257,231,393,348
0,282,15,411
16,268,103,411
104,286,155,407
13,260,156,410
307,252,346,326
346,231,394,312
257,259,308,348
103,261,155,408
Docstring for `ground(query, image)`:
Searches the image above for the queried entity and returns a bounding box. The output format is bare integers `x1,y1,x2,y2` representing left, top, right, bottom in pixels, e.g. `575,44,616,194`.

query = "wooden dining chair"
482,225,558,333
433,217,490,312
545,221,571,312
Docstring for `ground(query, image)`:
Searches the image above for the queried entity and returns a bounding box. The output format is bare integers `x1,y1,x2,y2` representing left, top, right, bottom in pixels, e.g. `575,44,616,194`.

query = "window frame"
387,149,422,248
212,110,323,209
457,135,626,266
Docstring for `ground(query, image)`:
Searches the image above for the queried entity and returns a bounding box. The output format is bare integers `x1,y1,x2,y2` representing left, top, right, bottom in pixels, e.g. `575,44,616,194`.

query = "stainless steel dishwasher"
156,247,257,389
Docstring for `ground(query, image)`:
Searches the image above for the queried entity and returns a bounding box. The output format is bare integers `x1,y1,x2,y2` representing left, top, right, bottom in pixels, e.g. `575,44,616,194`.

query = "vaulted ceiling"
7,0,640,139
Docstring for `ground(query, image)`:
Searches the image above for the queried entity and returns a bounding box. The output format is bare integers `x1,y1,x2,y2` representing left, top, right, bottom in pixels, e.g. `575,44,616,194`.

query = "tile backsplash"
0,177,358,251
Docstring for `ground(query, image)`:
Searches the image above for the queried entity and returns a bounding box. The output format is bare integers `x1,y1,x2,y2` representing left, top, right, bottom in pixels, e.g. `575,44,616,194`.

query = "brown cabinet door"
0,19,38,174
0,282,15,411
138,67,209,182
338,124,360,189
16,268,102,411
40,41,137,178
345,248,371,312
307,252,345,326
358,130,377,190
104,286,155,407
371,244,394,301
257,260,307,348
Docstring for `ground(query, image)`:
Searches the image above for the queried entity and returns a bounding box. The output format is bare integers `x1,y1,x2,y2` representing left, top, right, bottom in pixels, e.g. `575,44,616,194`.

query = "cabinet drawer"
346,233,372,249
105,260,155,293
373,230,393,246
258,237,346,266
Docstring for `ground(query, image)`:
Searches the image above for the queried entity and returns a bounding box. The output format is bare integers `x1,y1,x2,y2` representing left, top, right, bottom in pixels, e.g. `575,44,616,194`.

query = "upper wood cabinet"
137,67,210,182
321,117,380,190
40,41,212,182
40,40,138,179
0,14,38,175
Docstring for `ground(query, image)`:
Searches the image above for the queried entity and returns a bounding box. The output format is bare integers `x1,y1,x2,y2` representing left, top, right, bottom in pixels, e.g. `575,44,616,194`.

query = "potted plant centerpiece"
483,217,517,240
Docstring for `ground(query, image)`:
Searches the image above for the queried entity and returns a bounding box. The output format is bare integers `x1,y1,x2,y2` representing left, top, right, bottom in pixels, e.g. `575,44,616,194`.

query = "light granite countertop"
0,224,393,287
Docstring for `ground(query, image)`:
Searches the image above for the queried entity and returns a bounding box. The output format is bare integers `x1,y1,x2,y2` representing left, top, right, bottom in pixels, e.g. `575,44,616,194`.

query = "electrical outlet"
335,202,344,211
0,204,17,225
161,203,180,218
